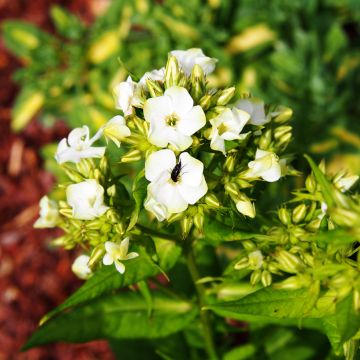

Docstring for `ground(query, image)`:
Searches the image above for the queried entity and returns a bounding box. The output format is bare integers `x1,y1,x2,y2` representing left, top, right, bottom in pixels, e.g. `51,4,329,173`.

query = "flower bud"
234,257,249,270
259,129,272,150
181,216,193,239
273,106,293,124
93,169,103,183
63,167,83,182
274,126,292,140
236,179,252,188
330,207,359,227
76,159,92,177
199,94,212,111
59,208,73,218
224,155,236,173
99,156,108,174
242,240,256,251
86,219,103,230
250,269,262,286
88,244,105,268
167,212,184,224
275,249,303,273
354,290,360,313
121,149,142,163
304,201,317,222
216,87,235,106
277,132,292,148
268,262,281,274
278,208,291,225
194,212,204,234
146,79,163,98
261,270,272,287
190,64,205,102
235,194,256,218
165,55,180,88
224,182,239,197
274,276,304,290
204,193,221,208
107,184,116,197
305,218,321,232
292,204,307,224
305,174,317,193
248,250,263,269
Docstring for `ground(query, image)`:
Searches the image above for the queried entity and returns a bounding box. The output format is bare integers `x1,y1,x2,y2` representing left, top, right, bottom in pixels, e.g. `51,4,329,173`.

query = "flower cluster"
35,48,294,278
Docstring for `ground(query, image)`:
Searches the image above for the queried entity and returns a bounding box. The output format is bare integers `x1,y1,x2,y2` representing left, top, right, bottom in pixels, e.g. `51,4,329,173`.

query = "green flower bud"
59,208,73,218
204,193,221,208
292,204,307,224
278,208,291,225
51,235,68,247
99,156,108,174
190,64,205,103
292,227,307,241
165,55,180,88
274,125,292,140
181,216,193,239
261,270,272,287
273,106,293,124
274,275,304,290
194,212,204,234
250,269,262,286
224,182,239,197
121,149,142,163
107,184,116,197
242,240,256,251
114,222,126,235
304,201,317,222
88,244,105,268
236,179,252,189
234,257,249,270
268,262,281,275
86,219,103,230
146,79,163,97
305,174,317,193
330,207,359,227
259,129,272,150
199,94,212,111
93,169,103,183
132,116,148,135
275,249,303,273
277,132,292,148
76,159,92,177
224,155,236,173
354,290,360,313
305,218,321,232
216,87,235,106
63,167,83,182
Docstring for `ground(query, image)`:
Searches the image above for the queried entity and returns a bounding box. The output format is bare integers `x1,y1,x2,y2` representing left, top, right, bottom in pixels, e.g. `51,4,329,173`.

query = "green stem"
134,224,178,241
183,238,219,360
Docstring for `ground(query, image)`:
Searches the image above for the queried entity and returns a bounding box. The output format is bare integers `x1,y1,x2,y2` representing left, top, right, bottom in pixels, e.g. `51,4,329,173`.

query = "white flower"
139,67,165,88
247,149,281,182
236,196,256,218
248,250,264,269
209,108,250,154
72,255,92,280
55,126,105,164
66,179,109,220
103,238,139,274
145,149,208,215
34,196,59,228
171,48,217,75
144,86,206,151
144,192,170,222
334,174,359,192
102,115,131,147
114,76,143,116
235,98,268,126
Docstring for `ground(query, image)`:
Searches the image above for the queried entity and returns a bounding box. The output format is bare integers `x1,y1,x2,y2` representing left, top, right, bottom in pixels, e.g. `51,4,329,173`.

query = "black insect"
171,160,182,182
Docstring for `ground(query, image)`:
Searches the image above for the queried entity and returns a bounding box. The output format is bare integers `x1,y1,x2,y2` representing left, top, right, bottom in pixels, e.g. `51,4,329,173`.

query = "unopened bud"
276,249,303,273
250,269,262,286
259,129,272,150
278,208,291,225
167,212,184,224
277,132,292,147
146,79,163,97
114,222,126,235
273,106,293,123
194,212,204,234
236,179,252,188
88,244,105,268
224,182,239,197
235,194,256,218
261,270,272,287
190,64,205,102
268,262,281,274
199,94,212,111
106,208,119,223
292,204,307,224
76,159,92,176
204,193,221,208
292,227,307,241
305,174,317,193
234,257,249,270
304,201,317,222
274,126,292,140
181,217,193,239
99,156,108,174
242,240,256,251
274,275,303,290
107,184,116,197
224,155,236,173
306,218,321,232
93,169,103,183
51,235,68,247
63,167,83,182
59,208,73,218
86,219,103,230
121,149,142,163
330,207,359,227
216,87,235,106
165,55,180,88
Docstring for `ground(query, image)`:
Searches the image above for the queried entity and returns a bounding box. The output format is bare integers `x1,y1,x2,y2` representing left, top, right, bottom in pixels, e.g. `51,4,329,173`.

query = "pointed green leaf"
23,292,197,350
128,171,147,231
336,293,360,342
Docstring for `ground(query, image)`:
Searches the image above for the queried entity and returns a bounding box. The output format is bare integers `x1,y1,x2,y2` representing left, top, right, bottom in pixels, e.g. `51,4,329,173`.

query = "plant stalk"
184,238,219,360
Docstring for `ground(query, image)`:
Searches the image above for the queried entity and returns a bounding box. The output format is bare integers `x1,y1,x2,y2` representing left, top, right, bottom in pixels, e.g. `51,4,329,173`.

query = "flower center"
217,123,228,136
171,160,182,182
166,113,179,127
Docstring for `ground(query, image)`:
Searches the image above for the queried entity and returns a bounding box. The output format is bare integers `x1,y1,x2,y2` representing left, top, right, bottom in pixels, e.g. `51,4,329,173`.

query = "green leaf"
203,218,258,245
23,292,197,350
223,343,257,360
304,155,335,207
320,315,343,353
128,171,147,231
40,249,160,324
336,293,360,342
207,287,323,321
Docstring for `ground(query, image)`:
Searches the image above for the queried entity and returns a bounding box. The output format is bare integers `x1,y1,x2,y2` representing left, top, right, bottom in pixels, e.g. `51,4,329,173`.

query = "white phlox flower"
248,250,264,269
114,76,143,116
66,179,109,220
145,149,208,215
235,98,268,126
144,86,206,151
102,115,131,147
55,126,105,164
247,149,281,182
139,67,165,89
34,196,59,228
103,237,139,274
144,191,170,222
72,255,92,279
209,108,250,155
334,174,359,192
171,48,217,75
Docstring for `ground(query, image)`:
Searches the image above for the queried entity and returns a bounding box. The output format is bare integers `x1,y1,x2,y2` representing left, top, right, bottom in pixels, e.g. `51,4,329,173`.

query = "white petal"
255,149,270,159
105,241,119,255
145,149,176,182
179,152,204,186
150,181,188,213
125,252,139,260
210,135,226,155
68,126,90,147
165,86,193,115
143,96,173,124
235,99,253,116
144,192,169,222
262,163,281,182
72,255,92,279
177,176,208,204
177,105,206,136
119,237,130,258
114,260,126,274
79,146,106,159
148,127,169,148
103,253,114,266
167,129,193,151
250,101,267,126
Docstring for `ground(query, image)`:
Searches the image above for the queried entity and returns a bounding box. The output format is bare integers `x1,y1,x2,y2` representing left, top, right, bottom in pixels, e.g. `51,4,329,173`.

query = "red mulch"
0,0,115,359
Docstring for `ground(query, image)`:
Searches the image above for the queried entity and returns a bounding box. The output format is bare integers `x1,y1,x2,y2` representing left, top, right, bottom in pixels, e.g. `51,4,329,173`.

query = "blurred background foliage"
2,0,360,173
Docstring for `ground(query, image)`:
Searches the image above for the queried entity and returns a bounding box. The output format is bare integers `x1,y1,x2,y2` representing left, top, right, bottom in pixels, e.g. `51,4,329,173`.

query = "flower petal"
262,163,281,182
167,129,193,151
125,252,139,260
68,126,90,147
114,260,126,274
165,86,193,115
103,253,114,266
179,152,204,186
119,237,130,259
177,105,206,136
177,176,208,204
145,149,176,182
144,96,173,124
